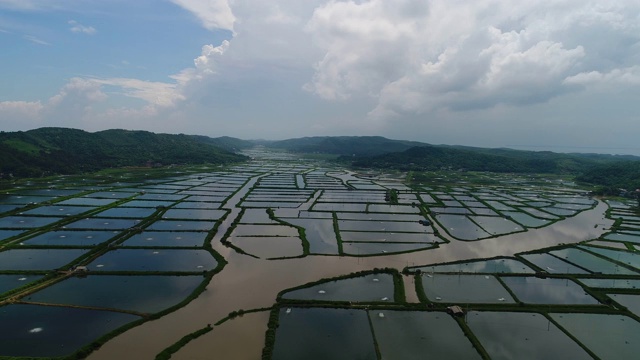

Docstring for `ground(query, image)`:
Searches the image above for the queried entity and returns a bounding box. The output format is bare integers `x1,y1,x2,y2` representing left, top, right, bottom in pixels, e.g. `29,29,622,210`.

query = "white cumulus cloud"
170,0,235,32
68,20,96,35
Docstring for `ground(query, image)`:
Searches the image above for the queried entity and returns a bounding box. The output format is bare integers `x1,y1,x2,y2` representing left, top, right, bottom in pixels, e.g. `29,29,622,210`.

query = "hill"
575,162,640,193
344,145,640,175
267,136,427,156
0,128,247,178
189,135,255,152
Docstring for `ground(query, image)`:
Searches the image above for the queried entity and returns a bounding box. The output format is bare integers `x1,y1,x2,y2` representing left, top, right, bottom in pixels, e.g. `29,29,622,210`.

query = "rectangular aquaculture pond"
271,307,376,360
0,274,44,295
550,248,638,275
551,313,640,360
369,310,481,360
27,274,205,313
467,312,591,360
87,249,217,272
0,249,89,271
281,273,394,302
23,230,119,246
122,231,207,247
0,304,141,358
500,276,599,304
420,274,515,303
416,258,534,274
520,253,589,274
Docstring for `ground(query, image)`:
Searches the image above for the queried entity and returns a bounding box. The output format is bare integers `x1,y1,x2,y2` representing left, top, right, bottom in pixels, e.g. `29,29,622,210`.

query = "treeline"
267,136,427,156
576,162,640,194
0,128,247,178
344,145,598,174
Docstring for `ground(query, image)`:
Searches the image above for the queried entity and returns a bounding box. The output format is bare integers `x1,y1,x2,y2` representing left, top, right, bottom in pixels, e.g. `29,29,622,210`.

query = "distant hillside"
444,145,640,164
576,162,640,192
0,128,247,178
345,145,637,174
190,135,255,152
267,136,427,156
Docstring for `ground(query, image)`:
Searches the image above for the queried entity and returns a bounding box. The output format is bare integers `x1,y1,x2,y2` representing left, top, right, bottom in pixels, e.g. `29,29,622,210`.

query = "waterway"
88,196,611,360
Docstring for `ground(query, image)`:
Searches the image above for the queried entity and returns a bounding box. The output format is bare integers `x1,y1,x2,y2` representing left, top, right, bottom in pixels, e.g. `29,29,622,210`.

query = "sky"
1,0,640,155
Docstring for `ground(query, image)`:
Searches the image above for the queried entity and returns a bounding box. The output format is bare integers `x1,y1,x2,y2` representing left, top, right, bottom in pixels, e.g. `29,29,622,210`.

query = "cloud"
302,0,640,121
91,78,183,107
0,100,43,118
68,20,96,35
0,0,51,10
169,0,236,32
564,66,640,86
23,34,50,45
3,0,640,146
0,78,106,130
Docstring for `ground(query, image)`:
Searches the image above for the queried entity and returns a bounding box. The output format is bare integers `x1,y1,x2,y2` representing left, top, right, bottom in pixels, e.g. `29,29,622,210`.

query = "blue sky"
1,0,640,155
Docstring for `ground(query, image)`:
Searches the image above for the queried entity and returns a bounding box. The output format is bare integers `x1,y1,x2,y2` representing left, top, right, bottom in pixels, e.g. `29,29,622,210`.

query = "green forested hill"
189,135,255,152
268,136,427,156
345,145,636,174
0,128,247,177
576,162,640,192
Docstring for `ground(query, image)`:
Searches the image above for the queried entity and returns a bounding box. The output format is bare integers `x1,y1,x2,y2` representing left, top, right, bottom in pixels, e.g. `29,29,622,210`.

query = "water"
162,209,227,221
550,248,638,275
336,212,424,222
0,216,63,229
87,249,217,272
281,273,394,302
312,203,367,212
22,205,96,217
24,230,119,246
578,245,640,270
145,220,217,231
501,276,599,304
468,312,591,360
63,217,143,230
27,275,205,313
421,274,515,303
469,215,524,235
122,231,207,247
0,304,140,358
0,274,44,294
95,207,157,219
172,201,222,209
608,294,640,316
520,253,588,274
502,211,551,228
271,308,376,360
343,241,435,255
283,218,339,255
368,204,419,214
231,224,298,237
551,313,640,359
579,278,640,289
0,249,89,270
338,220,431,233
604,232,640,244
416,258,534,274
435,214,490,241
230,236,303,258
341,231,440,243
370,311,481,359
89,183,611,359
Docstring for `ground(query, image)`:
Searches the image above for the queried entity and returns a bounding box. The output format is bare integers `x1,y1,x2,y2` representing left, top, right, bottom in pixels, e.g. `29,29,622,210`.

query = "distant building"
446,305,465,317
